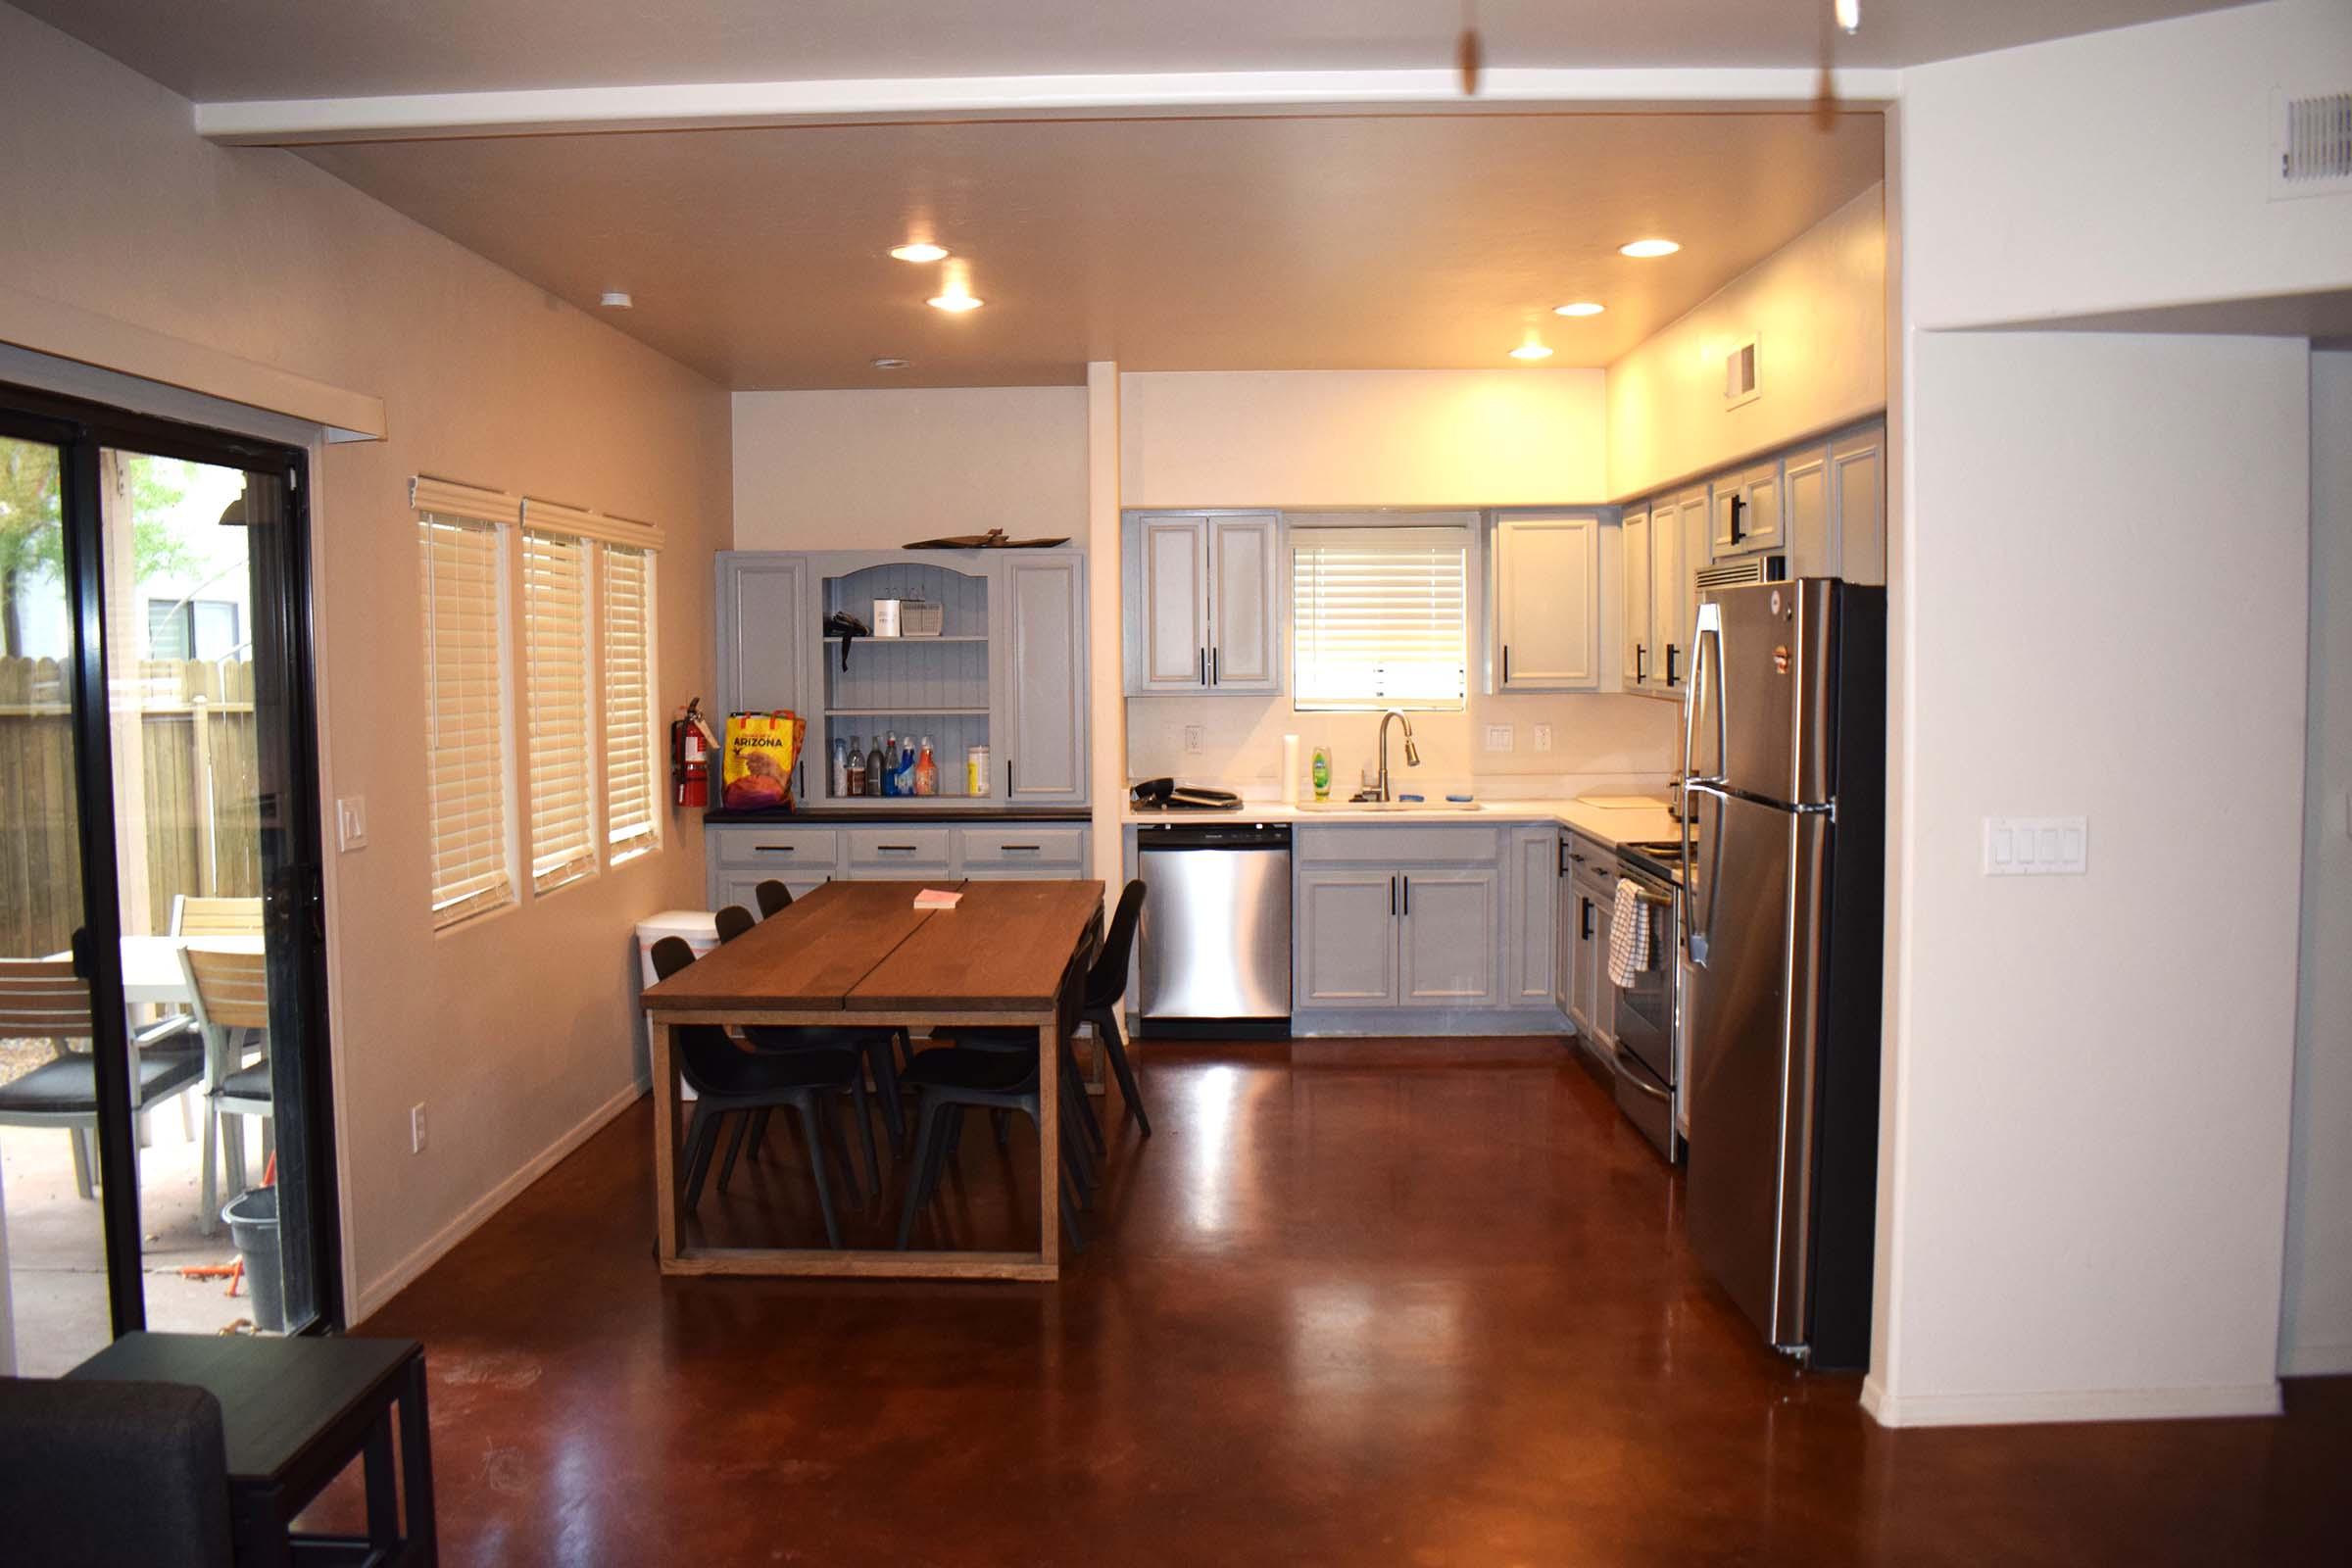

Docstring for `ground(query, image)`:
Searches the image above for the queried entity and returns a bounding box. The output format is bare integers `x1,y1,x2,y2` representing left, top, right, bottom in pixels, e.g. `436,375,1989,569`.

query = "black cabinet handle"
1004,844,1041,853
878,844,918,852
1199,648,1207,685
1729,494,1746,544
1582,898,1594,940
1210,647,1218,684
1502,644,1510,683
1666,645,1681,687
755,845,796,854
1634,644,1646,683
1390,875,1396,916
1401,876,1409,917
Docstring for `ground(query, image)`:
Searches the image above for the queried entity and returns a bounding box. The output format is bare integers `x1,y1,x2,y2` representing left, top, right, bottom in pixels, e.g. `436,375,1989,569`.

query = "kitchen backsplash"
1125,691,1680,798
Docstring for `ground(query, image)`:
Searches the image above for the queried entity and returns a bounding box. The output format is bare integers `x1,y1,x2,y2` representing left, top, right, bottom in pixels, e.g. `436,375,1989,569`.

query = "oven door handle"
1612,1048,1672,1102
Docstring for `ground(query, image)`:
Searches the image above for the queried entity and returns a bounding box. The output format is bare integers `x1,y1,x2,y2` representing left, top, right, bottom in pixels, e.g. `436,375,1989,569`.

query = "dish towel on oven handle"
1608,877,1653,989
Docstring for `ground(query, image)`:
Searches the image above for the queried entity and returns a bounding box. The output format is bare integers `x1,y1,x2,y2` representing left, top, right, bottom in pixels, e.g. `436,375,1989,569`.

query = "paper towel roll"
1282,735,1300,807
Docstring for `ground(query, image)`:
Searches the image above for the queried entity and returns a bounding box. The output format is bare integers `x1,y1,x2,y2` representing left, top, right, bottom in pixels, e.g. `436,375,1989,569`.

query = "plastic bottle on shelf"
896,737,917,796
914,736,938,797
870,733,891,798
830,737,849,798
846,737,866,797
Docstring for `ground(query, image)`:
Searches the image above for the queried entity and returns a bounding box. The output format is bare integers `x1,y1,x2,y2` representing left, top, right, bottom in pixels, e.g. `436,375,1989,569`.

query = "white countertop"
1124,795,1683,849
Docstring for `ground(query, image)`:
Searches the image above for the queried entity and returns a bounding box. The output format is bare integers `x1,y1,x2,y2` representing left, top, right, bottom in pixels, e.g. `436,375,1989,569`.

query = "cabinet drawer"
1296,824,1501,866
845,828,955,871
711,826,839,868
956,826,1085,866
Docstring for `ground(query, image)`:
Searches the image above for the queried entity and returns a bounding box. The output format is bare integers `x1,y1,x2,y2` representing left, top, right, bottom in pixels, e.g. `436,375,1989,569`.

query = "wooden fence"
0,657,260,958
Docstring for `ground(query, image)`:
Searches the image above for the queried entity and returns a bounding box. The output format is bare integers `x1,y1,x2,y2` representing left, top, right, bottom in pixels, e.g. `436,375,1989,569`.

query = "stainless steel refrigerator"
1680,578,1885,1370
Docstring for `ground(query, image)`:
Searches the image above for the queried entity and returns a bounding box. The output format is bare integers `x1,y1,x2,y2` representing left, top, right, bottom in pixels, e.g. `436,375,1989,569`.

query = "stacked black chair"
754,879,794,917
648,936,872,1247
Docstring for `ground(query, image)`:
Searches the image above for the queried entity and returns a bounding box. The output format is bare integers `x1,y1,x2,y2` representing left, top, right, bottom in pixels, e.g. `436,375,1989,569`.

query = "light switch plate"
1533,723,1553,753
336,796,368,852
1983,815,2087,875
1183,725,1204,756
1485,724,1513,753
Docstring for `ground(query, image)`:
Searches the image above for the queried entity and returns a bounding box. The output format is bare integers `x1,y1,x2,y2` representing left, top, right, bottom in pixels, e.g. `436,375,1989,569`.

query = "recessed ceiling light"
1509,341,1554,361
1620,239,1682,259
1553,302,1606,318
599,290,633,309
928,291,983,313
890,242,949,264
870,356,910,369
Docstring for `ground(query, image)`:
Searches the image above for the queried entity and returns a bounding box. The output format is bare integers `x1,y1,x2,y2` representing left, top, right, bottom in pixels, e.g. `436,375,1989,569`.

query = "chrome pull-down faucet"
1374,710,1420,802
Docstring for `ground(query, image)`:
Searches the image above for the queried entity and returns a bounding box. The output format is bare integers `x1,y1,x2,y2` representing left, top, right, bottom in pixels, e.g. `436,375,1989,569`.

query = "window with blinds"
522,529,598,894
418,513,515,927
1290,526,1470,709
601,544,658,863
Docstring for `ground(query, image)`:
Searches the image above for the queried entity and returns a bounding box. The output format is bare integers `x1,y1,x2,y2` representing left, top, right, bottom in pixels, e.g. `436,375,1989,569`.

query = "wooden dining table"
638,877,1104,1281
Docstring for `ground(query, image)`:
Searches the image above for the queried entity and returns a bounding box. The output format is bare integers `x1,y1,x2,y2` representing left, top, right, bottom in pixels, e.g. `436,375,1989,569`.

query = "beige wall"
0,5,732,1319
1119,369,1608,508
732,386,1088,550
2284,349,2352,1376
1871,327,2309,1425
1606,185,1886,499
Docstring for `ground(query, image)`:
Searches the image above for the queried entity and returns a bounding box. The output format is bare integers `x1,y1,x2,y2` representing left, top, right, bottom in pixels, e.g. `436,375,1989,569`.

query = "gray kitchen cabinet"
993,552,1090,804
1400,867,1500,1006
1490,512,1602,691
715,552,814,798
1123,512,1280,694
1554,837,1576,1021
1510,825,1558,1007
708,817,1090,906
956,825,1087,879
1830,424,1886,585
1712,458,1785,557
1649,486,1689,695
1621,504,1654,691
1297,869,1399,1006
1783,442,1835,580
706,824,838,909
1672,486,1710,692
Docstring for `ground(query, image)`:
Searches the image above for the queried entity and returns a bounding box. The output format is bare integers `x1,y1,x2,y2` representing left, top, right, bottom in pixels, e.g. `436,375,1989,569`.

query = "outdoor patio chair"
0,958,207,1217
177,946,272,1235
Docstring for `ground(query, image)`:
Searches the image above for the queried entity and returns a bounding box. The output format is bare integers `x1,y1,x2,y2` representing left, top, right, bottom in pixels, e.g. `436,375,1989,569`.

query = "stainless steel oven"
1609,846,1680,1161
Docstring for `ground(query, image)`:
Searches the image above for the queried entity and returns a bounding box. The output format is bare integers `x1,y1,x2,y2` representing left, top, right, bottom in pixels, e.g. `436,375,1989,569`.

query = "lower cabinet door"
1399,868,1500,1006
1567,886,1597,1036
1298,869,1398,1006
1511,827,1556,1005
1554,863,1577,1020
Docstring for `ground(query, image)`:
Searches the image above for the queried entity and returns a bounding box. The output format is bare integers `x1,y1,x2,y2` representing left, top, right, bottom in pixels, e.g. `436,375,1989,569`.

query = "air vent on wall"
1725,334,1760,408
2271,88,2352,201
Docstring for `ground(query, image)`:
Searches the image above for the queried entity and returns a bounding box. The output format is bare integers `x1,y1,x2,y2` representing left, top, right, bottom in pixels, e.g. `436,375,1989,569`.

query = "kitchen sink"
1296,799,1488,812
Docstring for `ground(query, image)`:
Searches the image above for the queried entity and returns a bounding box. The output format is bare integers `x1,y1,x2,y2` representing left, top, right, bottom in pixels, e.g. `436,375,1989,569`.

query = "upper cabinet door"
1125,514,1210,693
1493,513,1601,691
717,552,810,716
1783,444,1835,580
1621,507,1654,690
1206,514,1281,691
1648,495,1687,695
1714,459,1786,556
995,553,1090,804
1830,425,1886,586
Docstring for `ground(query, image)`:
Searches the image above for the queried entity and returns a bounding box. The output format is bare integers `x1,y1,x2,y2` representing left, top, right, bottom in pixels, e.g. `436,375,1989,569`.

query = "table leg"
652,1020,683,1265
400,1353,438,1561
1037,1015,1059,1274
364,1411,400,1552
230,1484,295,1568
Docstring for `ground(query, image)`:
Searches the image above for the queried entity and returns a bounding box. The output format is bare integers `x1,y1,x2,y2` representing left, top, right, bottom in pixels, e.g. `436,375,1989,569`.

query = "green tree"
0,444,204,656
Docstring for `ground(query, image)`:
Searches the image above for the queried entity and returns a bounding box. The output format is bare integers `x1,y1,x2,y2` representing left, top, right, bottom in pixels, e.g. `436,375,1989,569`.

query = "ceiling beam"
193,67,1901,145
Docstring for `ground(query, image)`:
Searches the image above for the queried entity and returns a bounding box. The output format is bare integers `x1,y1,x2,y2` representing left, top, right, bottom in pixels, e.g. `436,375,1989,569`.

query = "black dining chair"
894,1045,1087,1253
713,904,757,944
648,936,872,1247
715,896,907,1150
755,879,793,918
942,879,1152,1137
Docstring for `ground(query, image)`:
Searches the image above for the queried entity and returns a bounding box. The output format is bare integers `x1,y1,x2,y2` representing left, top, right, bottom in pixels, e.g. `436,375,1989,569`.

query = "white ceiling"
12,0,2255,100
297,111,1886,389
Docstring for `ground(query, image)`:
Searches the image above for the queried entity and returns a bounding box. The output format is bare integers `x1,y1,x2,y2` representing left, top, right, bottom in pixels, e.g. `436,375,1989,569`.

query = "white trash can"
636,910,720,1100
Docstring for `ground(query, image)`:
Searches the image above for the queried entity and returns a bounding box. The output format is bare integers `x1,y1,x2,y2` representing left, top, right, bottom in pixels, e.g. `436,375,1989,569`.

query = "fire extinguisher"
671,698,715,809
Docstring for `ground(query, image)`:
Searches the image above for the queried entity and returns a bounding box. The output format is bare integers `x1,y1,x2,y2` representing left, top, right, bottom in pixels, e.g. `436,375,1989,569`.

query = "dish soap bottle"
914,735,938,797
1312,746,1332,802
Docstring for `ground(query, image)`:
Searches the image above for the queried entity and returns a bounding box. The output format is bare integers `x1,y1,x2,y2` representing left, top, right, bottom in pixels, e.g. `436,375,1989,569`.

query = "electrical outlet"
410,1102,428,1154
1485,724,1513,753
1533,724,1553,753
1183,724,1204,756
336,796,368,852
1983,816,2087,876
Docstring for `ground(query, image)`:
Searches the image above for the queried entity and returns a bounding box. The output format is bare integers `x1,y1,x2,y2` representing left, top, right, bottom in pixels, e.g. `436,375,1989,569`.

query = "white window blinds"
601,544,658,863
522,529,598,894
1291,526,1470,709
418,512,514,927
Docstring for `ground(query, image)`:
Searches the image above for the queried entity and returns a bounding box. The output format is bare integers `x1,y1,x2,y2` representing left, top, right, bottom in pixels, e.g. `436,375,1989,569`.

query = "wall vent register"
2271,88,2352,200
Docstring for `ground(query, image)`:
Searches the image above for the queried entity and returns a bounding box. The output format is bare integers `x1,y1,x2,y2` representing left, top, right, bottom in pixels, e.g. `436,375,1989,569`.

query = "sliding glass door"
0,387,336,1373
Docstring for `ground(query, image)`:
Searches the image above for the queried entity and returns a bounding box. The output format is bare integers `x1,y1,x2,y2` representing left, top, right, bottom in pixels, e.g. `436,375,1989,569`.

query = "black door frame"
0,379,343,1336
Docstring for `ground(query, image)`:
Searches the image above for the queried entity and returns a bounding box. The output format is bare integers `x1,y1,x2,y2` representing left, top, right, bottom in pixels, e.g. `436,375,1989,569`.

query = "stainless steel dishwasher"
1135,822,1292,1038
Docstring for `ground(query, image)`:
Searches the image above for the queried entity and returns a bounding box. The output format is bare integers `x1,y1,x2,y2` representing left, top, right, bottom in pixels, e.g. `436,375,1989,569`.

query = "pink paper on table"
912,889,963,909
